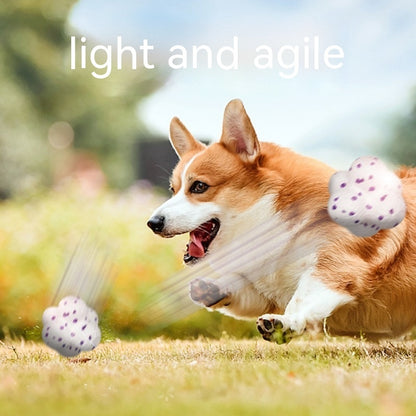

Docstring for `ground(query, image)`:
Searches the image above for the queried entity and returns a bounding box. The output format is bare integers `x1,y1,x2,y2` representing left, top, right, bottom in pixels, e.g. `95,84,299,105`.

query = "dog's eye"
190,181,209,194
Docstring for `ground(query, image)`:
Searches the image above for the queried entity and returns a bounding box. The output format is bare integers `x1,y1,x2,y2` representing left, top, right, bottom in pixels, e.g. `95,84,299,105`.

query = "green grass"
1,337,416,416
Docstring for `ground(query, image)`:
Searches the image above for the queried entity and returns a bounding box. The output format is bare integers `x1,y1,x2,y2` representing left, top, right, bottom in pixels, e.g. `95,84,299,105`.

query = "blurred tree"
0,0,163,195
386,91,416,167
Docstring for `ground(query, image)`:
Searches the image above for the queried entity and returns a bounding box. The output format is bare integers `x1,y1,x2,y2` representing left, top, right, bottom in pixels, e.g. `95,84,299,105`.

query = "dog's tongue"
189,231,205,258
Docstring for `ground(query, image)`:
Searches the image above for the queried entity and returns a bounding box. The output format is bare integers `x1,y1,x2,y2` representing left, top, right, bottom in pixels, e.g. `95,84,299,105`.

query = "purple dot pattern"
42,296,101,358
328,156,406,237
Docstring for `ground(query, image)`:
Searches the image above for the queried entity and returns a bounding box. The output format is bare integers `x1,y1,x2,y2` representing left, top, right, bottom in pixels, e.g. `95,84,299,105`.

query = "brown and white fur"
147,99,416,341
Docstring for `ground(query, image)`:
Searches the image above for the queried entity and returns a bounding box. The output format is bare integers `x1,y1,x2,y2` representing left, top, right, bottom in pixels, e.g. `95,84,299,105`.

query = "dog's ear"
220,99,260,163
169,117,205,158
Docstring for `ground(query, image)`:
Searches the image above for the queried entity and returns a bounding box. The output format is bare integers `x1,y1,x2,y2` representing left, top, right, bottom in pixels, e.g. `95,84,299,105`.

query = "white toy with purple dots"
42,237,113,357
42,296,101,357
328,156,406,237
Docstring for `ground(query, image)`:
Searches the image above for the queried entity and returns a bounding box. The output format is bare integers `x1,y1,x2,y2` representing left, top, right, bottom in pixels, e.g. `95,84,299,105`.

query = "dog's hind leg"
257,269,354,342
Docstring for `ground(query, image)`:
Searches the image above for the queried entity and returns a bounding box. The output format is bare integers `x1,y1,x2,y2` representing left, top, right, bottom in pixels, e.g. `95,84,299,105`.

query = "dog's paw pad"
256,316,282,339
256,316,293,344
189,278,229,307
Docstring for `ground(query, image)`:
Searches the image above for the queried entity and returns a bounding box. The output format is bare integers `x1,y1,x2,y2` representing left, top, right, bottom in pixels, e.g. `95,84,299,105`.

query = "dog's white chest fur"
204,195,322,314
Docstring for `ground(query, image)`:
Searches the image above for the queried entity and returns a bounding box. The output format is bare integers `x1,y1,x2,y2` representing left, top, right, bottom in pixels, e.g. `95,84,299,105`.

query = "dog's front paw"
256,314,295,344
189,278,231,308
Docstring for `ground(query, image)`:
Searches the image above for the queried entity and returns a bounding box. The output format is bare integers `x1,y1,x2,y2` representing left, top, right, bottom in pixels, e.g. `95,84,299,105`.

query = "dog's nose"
147,215,165,233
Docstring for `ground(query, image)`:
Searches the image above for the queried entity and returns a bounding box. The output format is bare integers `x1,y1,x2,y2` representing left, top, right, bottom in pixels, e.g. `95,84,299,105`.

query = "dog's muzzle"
147,215,165,234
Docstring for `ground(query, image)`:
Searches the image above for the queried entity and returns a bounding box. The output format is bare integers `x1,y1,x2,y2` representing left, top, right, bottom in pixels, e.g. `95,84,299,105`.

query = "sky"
69,0,416,168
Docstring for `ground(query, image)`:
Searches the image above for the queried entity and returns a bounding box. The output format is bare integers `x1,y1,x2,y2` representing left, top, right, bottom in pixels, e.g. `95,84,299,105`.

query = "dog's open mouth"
184,218,220,264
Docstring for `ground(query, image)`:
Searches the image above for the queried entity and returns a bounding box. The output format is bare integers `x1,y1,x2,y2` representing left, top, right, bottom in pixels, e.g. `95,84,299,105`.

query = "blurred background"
0,0,415,341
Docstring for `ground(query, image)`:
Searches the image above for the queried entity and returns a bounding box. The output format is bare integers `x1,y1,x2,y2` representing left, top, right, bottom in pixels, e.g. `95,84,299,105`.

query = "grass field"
1,337,416,416
2,188,416,415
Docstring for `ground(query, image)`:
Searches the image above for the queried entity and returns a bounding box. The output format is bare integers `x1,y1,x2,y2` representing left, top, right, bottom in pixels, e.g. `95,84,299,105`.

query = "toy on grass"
42,296,101,357
42,237,114,357
328,156,406,237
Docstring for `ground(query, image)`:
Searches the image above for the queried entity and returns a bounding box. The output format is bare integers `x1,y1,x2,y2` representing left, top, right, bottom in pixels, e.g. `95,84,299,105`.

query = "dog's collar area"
184,218,220,264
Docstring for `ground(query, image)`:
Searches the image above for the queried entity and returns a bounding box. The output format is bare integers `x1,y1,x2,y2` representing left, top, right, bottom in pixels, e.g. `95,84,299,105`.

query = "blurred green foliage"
0,0,163,195
386,91,416,166
0,186,257,341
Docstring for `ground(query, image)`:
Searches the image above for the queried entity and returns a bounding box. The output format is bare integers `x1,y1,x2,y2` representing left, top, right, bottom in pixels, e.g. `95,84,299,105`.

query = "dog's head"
147,99,277,264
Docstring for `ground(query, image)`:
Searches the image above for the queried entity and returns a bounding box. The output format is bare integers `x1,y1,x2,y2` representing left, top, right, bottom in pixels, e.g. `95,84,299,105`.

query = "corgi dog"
147,99,416,341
